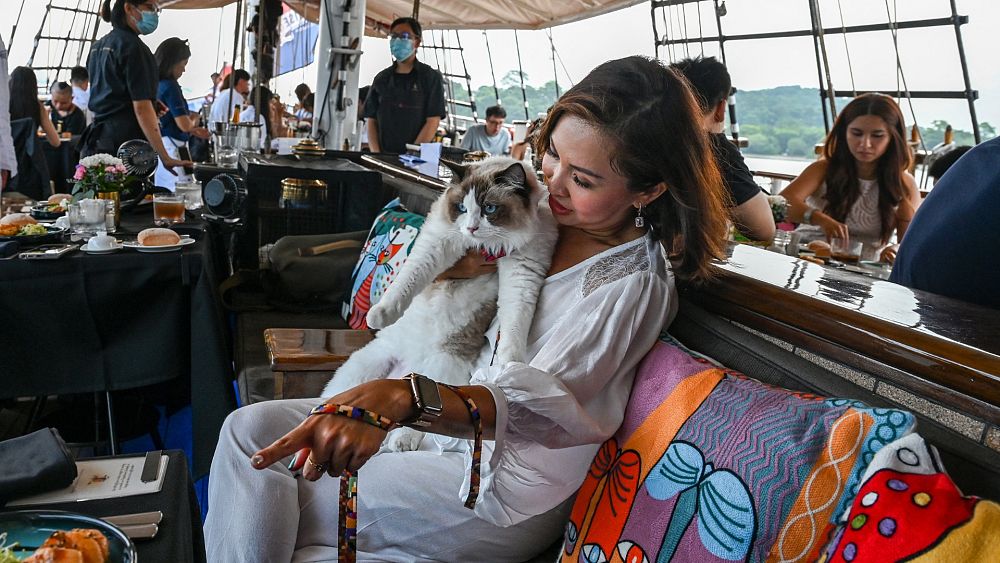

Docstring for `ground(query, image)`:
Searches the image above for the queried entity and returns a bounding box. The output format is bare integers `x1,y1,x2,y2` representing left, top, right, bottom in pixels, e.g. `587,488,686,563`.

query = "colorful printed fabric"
561,340,915,563
819,434,1000,562
342,198,424,329
440,383,483,509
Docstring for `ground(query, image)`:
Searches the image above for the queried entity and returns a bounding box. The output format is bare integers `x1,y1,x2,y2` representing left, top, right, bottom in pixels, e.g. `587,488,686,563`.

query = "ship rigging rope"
834,0,857,95
810,0,838,121
9,0,28,49
882,0,926,157
483,31,501,105
681,3,690,58
546,28,560,98
697,1,705,57
513,30,530,120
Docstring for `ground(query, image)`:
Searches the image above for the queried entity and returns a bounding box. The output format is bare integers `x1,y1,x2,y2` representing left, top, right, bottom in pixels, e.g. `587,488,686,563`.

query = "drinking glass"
175,181,203,210
68,199,107,237
153,194,186,226
831,237,862,263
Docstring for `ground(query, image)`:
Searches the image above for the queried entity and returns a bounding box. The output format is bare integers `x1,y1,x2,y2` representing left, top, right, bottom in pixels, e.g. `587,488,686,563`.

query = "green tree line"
447,77,995,156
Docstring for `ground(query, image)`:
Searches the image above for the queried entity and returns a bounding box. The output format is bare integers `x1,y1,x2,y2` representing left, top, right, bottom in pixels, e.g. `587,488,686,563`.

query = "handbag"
0,428,77,507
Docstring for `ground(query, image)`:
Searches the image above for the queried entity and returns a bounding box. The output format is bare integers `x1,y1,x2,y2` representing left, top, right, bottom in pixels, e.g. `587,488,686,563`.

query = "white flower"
78,153,124,169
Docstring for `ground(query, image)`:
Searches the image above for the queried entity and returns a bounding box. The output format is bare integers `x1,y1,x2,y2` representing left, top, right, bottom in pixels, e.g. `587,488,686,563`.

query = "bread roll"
137,228,181,246
807,239,831,257
0,213,38,228
48,193,73,205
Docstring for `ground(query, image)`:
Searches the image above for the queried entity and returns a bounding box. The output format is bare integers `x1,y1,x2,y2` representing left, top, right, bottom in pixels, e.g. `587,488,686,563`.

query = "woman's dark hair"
8,67,42,124
294,83,311,101
101,0,144,29
390,17,422,38
822,93,912,243
535,56,729,283
249,86,274,138
302,93,314,112
154,38,191,80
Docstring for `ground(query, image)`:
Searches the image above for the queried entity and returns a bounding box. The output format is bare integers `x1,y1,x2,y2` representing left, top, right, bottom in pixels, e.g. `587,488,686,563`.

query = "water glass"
175,181,203,210
153,194,186,226
831,237,863,263
68,199,108,237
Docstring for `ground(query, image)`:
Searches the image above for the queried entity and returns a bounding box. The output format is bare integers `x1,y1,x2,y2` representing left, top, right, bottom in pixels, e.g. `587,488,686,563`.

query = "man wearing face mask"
364,17,447,154
79,0,190,174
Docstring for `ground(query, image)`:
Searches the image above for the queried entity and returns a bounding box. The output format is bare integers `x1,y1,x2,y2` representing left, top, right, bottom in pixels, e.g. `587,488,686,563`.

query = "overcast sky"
5,0,997,134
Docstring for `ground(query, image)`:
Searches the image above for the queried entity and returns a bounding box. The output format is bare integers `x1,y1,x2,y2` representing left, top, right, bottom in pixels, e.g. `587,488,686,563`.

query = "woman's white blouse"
450,234,675,527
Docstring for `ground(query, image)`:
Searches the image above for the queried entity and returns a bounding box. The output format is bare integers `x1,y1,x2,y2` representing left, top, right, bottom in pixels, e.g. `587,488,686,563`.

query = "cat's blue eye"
484,204,497,214
456,202,467,213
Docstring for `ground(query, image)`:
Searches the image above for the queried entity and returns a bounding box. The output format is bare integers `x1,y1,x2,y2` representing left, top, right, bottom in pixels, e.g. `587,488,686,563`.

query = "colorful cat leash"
287,397,483,562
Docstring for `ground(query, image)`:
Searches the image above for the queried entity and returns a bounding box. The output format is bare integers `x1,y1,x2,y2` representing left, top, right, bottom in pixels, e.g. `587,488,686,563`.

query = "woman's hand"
880,244,898,264
161,155,194,173
436,249,498,281
191,126,211,140
250,380,414,480
816,213,850,241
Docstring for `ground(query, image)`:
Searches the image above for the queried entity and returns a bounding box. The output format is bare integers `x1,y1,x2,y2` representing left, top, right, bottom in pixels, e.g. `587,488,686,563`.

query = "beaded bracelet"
439,384,483,509
306,402,397,563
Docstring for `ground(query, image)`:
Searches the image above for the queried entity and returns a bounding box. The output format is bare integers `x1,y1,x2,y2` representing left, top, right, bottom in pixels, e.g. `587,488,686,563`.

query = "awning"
159,0,646,32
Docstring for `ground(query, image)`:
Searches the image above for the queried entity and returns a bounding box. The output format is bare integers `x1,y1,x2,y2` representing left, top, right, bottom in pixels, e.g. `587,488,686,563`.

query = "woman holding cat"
204,56,728,561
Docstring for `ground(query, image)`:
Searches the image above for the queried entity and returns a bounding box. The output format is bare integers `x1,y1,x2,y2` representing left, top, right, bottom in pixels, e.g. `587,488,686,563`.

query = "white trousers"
154,136,192,192
204,399,570,562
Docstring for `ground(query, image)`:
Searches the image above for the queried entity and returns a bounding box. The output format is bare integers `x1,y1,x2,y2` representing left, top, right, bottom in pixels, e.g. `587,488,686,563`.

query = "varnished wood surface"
687,244,1000,418
360,154,450,192
265,328,375,371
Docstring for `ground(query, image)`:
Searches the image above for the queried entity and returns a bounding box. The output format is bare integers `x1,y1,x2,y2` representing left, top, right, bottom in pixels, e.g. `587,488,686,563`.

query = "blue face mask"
389,38,415,62
135,10,159,35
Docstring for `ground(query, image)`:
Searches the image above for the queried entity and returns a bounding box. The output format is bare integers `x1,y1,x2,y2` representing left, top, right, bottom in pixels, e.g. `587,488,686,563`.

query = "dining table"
0,206,235,479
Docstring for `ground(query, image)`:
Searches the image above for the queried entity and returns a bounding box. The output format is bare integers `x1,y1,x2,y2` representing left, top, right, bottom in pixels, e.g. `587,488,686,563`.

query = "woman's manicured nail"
251,454,264,467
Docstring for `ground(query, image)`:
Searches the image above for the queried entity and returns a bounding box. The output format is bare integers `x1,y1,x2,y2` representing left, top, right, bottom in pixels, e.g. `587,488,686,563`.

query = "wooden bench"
264,328,375,399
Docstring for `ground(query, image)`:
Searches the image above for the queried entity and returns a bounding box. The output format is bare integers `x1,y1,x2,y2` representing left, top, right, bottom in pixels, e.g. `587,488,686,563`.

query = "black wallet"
0,428,77,506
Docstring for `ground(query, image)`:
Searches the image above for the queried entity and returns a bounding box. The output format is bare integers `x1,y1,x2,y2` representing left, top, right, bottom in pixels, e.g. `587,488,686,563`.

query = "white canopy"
160,0,647,32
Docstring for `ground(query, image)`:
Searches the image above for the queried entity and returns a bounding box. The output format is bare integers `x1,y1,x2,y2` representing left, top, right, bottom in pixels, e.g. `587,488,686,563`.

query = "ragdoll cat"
321,157,558,448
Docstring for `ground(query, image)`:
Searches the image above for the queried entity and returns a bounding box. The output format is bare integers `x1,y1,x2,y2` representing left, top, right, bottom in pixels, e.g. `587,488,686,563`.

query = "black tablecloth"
0,450,207,563
0,211,235,478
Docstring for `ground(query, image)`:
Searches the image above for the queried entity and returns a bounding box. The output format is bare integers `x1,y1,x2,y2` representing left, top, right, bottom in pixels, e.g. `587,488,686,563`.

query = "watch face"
413,374,443,413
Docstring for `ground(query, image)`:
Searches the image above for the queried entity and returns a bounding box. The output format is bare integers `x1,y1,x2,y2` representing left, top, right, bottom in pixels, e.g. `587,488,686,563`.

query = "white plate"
123,237,197,252
81,242,124,254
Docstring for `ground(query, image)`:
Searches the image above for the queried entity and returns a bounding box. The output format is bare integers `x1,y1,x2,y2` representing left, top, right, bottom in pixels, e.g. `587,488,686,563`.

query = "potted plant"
71,154,131,227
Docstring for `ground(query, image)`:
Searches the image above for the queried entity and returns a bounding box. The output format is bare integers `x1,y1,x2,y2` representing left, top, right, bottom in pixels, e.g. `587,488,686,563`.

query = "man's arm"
732,191,776,242
414,116,440,145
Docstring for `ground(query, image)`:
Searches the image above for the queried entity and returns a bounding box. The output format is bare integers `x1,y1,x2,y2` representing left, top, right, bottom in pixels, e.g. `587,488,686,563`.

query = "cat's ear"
499,162,529,189
441,159,470,182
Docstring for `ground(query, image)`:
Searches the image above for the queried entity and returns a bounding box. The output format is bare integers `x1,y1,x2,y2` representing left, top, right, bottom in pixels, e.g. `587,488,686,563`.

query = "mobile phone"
178,145,195,175
18,244,78,260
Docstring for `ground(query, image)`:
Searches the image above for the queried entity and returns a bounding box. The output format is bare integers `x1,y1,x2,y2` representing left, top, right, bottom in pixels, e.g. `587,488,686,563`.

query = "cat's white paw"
495,341,527,365
366,300,403,329
382,427,425,452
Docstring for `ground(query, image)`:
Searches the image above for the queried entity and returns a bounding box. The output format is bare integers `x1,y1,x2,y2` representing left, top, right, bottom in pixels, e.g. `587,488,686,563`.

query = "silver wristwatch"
803,207,817,225
403,373,443,427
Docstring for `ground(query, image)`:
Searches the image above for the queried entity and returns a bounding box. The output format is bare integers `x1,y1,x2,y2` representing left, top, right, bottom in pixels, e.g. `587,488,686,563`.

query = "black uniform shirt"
87,27,158,121
364,60,447,153
48,104,87,136
711,132,764,206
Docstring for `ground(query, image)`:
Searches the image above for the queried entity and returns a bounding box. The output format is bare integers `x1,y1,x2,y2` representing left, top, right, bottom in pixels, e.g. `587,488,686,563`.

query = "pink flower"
105,165,116,173
73,166,86,181
115,164,127,174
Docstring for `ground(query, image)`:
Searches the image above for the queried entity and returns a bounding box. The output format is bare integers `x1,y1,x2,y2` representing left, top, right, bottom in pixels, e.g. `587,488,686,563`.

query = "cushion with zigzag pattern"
560,337,915,563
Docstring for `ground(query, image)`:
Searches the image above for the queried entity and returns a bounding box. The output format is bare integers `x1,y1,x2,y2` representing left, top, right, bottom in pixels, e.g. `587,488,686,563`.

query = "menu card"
7,454,168,506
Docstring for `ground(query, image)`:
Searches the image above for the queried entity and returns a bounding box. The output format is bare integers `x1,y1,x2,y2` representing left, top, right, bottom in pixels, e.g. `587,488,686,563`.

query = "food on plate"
18,224,49,236
0,224,18,236
137,227,181,246
46,194,74,211
21,528,110,563
0,213,38,228
807,239,831,257
800,254,825,265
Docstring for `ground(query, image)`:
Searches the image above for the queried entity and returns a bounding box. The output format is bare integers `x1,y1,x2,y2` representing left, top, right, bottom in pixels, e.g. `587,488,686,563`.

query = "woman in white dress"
204,56,730,562
783,94,921,263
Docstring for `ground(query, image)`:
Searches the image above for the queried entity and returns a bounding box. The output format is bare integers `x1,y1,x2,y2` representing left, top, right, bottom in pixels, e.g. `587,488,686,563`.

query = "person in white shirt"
209,69,251,124
0,36,16,189
203,56,731,562
461,105,511,156
70,65,92,125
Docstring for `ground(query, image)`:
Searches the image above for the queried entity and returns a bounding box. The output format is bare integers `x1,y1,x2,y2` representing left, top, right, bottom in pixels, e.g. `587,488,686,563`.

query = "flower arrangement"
767,194,788,223
71,153,130,200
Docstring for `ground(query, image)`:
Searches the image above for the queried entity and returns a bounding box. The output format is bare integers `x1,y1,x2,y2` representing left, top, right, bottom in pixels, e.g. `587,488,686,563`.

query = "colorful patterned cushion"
561,339,916,563
341,198,424,329
819,433,1000,562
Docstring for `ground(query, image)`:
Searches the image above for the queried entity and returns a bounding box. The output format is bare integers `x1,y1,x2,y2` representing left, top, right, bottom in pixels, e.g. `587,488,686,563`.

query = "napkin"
0,428,77,507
